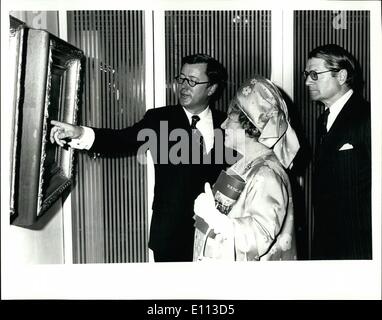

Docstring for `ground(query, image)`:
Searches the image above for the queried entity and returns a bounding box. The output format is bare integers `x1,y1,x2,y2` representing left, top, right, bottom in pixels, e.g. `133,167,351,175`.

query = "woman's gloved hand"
194,183,233,236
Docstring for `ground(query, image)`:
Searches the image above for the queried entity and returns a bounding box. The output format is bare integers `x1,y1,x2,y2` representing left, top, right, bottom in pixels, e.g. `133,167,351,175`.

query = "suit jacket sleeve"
362,103,371,159
88,109,155,156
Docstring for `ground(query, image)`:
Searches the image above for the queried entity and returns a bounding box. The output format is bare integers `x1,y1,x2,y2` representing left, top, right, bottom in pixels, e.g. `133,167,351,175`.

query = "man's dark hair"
181,53,228,101
308,44,362,90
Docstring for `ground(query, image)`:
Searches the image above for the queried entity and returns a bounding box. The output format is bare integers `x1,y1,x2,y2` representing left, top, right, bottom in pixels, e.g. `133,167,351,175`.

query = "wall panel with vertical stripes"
293,11,370,258
165,11,271,111
67,11,148,263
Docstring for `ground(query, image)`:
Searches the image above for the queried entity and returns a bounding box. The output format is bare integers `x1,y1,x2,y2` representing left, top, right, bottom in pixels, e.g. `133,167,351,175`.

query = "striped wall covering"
67,11,148,263
164,11,272,111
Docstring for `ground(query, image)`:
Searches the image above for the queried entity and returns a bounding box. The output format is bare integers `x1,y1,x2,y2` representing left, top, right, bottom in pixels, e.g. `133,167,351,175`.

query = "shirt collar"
182,106,211,124
326,89,353,116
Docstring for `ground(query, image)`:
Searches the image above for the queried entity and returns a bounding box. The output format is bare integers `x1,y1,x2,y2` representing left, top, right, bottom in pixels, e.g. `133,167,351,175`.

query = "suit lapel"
320,94,357,152
211,107,225,129
171,104,191,130
209,107,226,159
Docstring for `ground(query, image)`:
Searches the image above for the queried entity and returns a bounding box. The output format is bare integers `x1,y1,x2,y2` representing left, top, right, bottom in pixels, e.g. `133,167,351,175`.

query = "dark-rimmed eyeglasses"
175,76,209,87
303,69,340,81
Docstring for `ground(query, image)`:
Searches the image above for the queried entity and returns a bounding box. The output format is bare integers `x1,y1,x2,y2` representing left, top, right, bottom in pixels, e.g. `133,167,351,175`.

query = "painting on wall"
9,16,84,227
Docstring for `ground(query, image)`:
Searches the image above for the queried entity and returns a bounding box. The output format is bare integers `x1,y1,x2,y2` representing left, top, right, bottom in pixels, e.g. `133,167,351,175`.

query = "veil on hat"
232,75,300,169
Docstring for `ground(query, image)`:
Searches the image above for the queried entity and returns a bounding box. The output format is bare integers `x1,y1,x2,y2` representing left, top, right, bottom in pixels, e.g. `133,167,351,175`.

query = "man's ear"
337,69,348,85
207,83,218,97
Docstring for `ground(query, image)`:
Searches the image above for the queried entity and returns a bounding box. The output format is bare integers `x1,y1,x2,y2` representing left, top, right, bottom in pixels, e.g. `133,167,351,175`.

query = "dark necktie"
322,108,330,133
190,115,206,155
319,108,330,144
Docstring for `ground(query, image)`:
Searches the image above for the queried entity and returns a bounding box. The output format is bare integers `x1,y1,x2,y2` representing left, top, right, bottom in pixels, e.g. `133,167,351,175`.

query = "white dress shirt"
68,126,95,150
182,106,215,154
326,89,353,132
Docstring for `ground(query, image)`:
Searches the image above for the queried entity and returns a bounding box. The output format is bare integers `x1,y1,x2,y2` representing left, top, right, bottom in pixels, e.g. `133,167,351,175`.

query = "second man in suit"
304,44,372,260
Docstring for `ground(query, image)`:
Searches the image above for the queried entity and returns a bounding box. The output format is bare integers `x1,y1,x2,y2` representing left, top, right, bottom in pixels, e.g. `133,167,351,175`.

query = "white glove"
194,183,233,236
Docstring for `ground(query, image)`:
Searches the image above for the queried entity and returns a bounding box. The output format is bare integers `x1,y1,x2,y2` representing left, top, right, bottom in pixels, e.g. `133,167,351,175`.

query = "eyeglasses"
303,69,340,81
175,76,209,87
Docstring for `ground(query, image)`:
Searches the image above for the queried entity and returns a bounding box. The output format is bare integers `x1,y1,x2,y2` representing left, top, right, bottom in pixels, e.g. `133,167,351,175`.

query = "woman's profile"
193,75,300,261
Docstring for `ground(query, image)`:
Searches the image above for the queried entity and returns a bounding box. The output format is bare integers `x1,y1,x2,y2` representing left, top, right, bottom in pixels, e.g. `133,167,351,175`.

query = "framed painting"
9,16,84,227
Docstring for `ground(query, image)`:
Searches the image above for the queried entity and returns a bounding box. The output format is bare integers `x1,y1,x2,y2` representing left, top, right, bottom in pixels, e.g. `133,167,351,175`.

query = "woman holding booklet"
193,75,300,261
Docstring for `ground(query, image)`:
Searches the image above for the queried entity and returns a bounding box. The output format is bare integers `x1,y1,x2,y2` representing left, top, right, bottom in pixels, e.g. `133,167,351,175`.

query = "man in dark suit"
304,44,371,260
50,54,229,262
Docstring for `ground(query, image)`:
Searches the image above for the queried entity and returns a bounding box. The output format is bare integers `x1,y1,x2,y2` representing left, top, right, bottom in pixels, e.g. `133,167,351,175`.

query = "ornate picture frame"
9,16,84,227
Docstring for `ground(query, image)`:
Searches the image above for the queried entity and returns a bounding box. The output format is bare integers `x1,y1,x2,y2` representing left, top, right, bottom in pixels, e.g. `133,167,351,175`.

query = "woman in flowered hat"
193,75,300,261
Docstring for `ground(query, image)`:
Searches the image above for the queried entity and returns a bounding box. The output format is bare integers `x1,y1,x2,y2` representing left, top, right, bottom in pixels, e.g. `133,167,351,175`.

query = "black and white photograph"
1,0,381,302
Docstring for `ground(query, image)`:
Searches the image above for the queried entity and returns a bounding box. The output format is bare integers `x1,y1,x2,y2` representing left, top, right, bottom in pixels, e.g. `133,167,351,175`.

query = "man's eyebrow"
188,75,200,80
305,66,319,71
179,72,200,80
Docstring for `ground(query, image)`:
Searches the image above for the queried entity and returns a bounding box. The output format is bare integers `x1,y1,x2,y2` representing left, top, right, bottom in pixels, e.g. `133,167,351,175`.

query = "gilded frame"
9,16,84,227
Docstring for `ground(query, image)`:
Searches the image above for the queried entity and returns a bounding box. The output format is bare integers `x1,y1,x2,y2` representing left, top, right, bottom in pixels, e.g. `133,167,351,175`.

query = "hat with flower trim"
231,75,300,169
